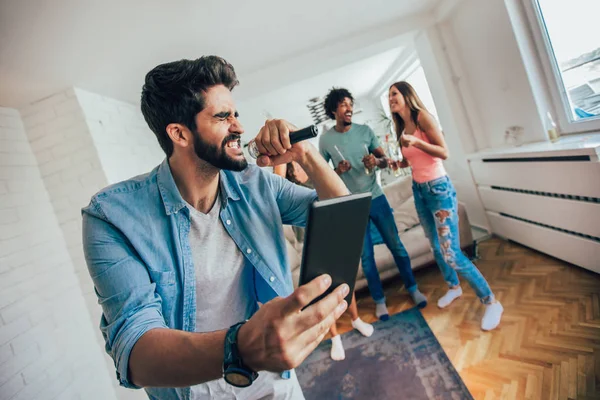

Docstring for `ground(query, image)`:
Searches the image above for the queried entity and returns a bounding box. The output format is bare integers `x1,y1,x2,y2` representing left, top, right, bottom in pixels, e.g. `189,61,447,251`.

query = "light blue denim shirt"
82,159,318,400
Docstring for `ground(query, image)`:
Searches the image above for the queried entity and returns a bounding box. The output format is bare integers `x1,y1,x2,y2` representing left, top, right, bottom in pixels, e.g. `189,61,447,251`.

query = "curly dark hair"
323,87,354,120
140,56,239,157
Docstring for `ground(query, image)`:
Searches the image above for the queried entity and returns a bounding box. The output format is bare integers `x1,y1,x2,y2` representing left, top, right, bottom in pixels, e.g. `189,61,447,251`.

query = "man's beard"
192,130,248,171
342,120,352,126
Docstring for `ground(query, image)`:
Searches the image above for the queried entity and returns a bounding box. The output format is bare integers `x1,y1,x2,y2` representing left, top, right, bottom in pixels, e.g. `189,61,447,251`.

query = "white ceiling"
0,0,441,108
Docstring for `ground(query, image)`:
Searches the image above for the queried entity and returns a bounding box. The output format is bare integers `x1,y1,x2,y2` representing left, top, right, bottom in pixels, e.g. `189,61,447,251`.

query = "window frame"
524,0,600,134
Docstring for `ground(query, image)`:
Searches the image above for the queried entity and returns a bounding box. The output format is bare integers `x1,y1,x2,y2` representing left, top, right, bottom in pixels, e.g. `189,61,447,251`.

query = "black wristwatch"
223,321,259,387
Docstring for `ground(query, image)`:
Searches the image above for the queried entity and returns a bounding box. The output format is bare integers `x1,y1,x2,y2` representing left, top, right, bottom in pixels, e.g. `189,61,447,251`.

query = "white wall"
415,28,490,229
19,90,105,319
445,0,547,148
411,0,558,229
236,95,314,148
354,96,387,134
17,89,150,400
0,107,116,400
75,88,164,184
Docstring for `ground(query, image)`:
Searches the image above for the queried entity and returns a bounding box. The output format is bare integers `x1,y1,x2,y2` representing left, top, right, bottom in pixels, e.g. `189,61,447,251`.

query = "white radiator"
468,135,600,274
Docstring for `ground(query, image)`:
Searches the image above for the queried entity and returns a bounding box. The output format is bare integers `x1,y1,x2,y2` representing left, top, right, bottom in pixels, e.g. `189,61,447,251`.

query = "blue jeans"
412,176,494,304
360,194,417,304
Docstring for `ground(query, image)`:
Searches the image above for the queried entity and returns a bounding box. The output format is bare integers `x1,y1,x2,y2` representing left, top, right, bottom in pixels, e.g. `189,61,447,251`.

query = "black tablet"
299,192,372,307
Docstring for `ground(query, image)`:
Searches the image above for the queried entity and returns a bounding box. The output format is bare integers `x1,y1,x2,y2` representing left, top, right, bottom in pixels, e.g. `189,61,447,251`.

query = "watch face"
224,371,251,387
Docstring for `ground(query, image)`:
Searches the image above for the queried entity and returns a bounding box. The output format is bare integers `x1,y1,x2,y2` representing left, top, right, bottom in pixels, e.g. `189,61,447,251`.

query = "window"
404,66,440,124
530,0,600,133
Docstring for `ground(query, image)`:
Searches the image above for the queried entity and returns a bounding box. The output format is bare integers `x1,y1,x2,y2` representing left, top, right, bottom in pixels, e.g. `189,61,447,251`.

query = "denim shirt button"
269,276,275,282
246,248,252,254
226,220,231,225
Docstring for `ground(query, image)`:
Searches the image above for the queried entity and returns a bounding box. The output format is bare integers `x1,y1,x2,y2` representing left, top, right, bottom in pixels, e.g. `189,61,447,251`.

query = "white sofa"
286,175,475,290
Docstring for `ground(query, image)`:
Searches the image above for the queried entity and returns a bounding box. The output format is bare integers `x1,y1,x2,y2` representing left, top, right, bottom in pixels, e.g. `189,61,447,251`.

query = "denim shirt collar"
157,158,241,215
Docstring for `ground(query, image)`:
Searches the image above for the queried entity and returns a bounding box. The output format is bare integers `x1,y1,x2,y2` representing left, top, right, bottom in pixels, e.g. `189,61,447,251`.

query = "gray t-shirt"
187,193,304,400
189,193,255,333
319,123,384,199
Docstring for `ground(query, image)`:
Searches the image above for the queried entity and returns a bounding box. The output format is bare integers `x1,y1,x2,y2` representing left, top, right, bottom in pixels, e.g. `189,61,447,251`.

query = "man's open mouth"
225,139,240,149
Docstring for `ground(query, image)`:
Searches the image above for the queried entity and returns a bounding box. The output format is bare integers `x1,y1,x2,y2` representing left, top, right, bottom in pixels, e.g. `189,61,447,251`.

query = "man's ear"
166,123,193,150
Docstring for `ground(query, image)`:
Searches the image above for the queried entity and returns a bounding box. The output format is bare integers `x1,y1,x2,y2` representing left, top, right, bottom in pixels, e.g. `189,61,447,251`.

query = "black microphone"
248,125,318,159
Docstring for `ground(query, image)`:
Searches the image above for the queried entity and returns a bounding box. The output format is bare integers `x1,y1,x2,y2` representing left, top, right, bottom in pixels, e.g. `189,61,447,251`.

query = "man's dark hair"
141,56,239,157
323,87,354,120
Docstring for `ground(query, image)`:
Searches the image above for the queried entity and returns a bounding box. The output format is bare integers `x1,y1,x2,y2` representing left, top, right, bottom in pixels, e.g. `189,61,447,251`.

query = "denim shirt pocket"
147,269,178,318
147,269,176,285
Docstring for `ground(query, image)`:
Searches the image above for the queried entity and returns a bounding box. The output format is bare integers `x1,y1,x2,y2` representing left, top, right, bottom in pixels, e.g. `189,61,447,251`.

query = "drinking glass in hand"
388,142,403,177
363,144,373,175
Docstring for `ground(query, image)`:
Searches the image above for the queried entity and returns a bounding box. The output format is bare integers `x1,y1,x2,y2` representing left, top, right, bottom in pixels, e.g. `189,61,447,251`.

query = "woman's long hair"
389,81,429,142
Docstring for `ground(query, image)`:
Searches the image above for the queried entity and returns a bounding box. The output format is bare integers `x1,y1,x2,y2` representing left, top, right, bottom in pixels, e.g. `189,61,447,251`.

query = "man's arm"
298,145,349,200
370,147,389,169
255,120,349,200
83,208,227,387
130,282,350,387
363,126,388,170
400,112,448,160
83,204,347,388
318,136,331,164
129,329,225,387
129,277,348,388
273,163,287,179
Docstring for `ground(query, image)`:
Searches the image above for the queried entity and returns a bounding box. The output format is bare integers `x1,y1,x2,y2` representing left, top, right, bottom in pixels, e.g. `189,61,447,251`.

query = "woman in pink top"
389,81,503,331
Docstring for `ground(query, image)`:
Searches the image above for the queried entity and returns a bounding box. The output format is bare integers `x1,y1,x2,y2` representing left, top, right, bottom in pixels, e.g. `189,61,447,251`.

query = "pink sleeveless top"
402,128,446,183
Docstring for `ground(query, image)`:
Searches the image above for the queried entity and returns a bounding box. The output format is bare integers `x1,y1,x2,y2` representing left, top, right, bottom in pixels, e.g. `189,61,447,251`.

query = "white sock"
481,301,503,331
351,317,374,337
437,287,463,309
375,303,389,320
330,335,345,361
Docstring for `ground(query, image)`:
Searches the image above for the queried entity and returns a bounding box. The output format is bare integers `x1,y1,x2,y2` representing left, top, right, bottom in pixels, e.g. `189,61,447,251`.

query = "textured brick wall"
0,106,116,400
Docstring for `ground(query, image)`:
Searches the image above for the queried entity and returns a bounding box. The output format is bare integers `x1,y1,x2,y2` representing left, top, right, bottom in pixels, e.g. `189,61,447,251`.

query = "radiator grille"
490,186,600,204
482,155,590,162
499,213,600,243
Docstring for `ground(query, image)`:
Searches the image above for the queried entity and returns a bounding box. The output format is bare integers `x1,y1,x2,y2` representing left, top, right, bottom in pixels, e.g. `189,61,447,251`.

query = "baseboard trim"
470,223,491,233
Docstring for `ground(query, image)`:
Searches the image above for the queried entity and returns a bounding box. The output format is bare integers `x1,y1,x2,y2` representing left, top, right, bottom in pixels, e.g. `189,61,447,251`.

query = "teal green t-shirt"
319,123,384,199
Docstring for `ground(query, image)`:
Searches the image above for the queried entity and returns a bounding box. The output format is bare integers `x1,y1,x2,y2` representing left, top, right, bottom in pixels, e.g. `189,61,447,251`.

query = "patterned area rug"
296,307,473,399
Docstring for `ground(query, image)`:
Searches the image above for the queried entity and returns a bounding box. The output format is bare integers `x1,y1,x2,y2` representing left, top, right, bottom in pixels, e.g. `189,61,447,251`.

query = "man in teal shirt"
319,88,427,320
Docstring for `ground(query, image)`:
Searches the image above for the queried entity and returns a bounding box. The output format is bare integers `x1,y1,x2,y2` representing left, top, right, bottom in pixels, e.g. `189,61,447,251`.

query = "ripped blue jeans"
413,176,494,304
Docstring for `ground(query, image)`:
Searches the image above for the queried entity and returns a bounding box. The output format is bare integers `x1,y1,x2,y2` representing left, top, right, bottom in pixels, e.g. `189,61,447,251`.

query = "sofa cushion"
292,265,301,289
283,225,298,249
398,225,432,259
286,238,301,270
382,176,413,207
284,225,302,278
393,196,420,233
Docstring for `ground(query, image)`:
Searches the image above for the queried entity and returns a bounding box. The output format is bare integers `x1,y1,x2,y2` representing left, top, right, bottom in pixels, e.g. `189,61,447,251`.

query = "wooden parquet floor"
335,237,600,400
